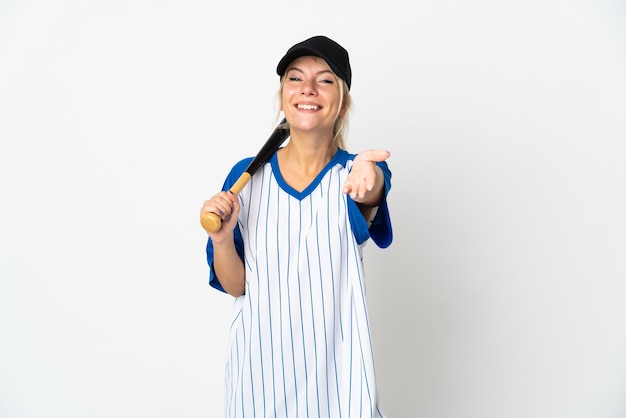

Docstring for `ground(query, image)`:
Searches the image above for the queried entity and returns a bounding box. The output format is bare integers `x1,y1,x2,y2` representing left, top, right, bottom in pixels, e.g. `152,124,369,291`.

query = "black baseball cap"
276,35,352,89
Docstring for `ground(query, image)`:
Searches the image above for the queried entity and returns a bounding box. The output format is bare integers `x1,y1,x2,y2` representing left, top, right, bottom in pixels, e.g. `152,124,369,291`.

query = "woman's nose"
300,80,317,95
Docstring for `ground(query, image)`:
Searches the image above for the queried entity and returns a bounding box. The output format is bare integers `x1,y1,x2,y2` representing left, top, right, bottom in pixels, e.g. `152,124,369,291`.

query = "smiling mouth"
296,104,319,110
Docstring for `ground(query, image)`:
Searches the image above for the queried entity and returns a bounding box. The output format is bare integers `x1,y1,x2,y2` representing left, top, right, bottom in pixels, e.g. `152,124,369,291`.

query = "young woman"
201,35,393,418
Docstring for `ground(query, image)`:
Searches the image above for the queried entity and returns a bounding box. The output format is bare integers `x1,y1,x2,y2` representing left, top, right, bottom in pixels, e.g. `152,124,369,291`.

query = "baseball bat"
200,118,290,233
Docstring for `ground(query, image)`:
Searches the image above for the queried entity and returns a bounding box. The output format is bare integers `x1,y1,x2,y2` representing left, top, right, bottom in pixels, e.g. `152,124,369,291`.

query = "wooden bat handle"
200,212,222,233
229,172,252,195
200,172,252,233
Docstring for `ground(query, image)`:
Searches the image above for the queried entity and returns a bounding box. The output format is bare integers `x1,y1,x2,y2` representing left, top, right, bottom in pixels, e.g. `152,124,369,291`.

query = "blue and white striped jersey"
206,148,392,418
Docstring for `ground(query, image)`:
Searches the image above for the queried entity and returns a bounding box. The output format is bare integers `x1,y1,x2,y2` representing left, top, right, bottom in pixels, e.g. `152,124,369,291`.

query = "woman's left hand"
343,149,390,203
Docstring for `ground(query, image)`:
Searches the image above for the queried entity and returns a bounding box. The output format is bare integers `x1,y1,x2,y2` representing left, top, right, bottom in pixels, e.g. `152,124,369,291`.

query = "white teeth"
297,104,318,110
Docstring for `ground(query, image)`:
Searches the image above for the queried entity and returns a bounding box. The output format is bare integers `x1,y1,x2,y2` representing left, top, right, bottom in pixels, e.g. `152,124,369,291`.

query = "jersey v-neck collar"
270,148,349,200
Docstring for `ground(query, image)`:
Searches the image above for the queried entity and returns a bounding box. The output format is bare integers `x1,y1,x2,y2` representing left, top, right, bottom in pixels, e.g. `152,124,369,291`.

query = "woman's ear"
278,87,285,111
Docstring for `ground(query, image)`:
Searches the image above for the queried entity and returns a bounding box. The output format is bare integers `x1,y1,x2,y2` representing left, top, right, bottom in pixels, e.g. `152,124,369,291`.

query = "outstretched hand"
343,149,390,204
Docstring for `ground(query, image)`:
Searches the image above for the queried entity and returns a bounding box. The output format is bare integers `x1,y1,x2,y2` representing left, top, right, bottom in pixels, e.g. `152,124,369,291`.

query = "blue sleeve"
369,161,393,248
206,158,251,293
347,160,393,248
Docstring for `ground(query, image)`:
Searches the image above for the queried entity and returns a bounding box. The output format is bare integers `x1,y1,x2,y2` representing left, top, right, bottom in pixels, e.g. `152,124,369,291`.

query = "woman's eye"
288,76,301,81
320,79,334,84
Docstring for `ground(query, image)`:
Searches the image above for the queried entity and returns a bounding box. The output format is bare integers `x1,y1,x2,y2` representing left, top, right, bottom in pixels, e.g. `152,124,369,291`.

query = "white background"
1,1,625,417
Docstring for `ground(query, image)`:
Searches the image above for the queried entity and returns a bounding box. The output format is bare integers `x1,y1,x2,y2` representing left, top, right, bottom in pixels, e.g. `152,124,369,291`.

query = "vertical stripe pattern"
224,157,385,418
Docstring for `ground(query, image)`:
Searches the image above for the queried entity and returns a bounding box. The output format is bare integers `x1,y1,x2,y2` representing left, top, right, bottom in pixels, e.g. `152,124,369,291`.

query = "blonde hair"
276,68,352,150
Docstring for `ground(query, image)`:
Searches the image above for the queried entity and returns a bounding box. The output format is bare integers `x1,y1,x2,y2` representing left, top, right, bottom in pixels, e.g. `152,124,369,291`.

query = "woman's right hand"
200,191,240,242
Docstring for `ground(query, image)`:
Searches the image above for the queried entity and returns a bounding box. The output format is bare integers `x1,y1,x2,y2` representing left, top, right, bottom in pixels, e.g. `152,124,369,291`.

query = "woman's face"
281,56,342,135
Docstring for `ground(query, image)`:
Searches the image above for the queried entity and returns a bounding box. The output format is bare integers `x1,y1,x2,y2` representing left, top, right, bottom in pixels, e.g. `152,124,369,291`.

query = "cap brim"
276,46,346,84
